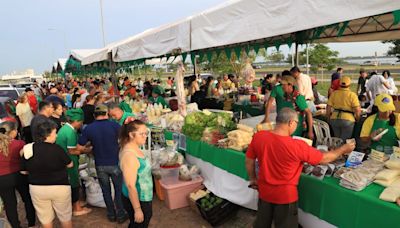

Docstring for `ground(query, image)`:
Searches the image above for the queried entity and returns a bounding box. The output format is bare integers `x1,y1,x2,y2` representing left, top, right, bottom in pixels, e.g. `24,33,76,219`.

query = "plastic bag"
84,177,115,208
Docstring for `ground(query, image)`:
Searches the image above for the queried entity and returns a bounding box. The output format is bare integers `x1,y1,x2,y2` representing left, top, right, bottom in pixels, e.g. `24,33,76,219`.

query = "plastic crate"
160,176,203,210
195,193,239,227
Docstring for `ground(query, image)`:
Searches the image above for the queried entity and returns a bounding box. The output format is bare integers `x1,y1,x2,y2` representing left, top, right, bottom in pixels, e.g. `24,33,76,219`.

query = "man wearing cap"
78,104,128,223
149,86,169,108
56,108,92,216
326,76,361,141
360,94,400,154
108,102,135,126
263,75,314,139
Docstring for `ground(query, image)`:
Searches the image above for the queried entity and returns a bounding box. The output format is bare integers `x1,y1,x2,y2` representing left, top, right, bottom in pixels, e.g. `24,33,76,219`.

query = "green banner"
190,51,197,64
198,51,205,62
206,50,213,62
253,43,261,55
215,49,222,58
393,10,400,25
286,37,293,49
224,47,232,60
274,40,281,51
182,52,188,62
233,46,242,60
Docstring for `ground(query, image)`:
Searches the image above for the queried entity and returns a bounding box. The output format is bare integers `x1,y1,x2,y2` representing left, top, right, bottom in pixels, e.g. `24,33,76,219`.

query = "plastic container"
160,165,180,184
160,176,203,210
196,193,239,226
154,179,165,201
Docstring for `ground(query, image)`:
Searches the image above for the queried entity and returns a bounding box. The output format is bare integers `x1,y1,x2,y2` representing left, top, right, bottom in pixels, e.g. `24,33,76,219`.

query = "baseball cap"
280,76,297,85
340,76,351,87
94,104,108,113
375,94,395,112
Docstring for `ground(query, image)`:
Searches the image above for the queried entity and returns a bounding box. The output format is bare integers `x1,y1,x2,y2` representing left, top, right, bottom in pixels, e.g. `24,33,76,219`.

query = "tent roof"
56,58,68,71
82,0,400,65
112,18,191,63
190,0,400,50
70,49,101,61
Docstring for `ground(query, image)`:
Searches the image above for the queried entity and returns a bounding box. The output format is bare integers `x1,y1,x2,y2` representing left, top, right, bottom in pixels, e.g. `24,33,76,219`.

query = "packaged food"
325,164,336,177
375,169,400,182
334,167,352,179
345,151,365,167
385,160,400,170
379,187,400,202
311,165,328,180
302,163,314,175
374,177,400,187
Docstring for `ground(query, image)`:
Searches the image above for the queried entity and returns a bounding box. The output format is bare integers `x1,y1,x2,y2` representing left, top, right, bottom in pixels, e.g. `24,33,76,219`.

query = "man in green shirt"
149,86,169,108
56,108,92,216
108,102,135,125
262,75,314,139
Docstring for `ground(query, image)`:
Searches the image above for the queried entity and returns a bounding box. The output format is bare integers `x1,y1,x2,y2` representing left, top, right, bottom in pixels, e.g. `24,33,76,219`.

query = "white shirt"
387,77,398,95
296,73,314,100
366,75,389,98
16,102,34,127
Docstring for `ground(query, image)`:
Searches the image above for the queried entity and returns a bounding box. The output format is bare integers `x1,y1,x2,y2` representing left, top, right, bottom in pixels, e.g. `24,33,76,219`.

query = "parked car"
0,97,18,123
0,86,21,102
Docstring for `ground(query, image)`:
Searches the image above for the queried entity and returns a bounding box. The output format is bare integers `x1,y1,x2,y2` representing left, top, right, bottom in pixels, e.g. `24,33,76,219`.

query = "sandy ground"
1,194,257,228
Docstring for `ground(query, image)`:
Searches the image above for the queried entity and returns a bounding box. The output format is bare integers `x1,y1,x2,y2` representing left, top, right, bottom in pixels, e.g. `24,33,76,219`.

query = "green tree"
383,40,400,59
300,44,340,72
268,51,285,63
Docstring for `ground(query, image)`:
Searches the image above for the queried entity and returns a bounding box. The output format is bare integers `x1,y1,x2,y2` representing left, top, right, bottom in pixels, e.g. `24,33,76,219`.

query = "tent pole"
108,52,119,103
306,43,309,75
295,43,299,66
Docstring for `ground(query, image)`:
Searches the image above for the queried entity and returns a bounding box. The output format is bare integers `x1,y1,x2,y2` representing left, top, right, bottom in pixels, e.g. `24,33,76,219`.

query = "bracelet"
134,206,141,210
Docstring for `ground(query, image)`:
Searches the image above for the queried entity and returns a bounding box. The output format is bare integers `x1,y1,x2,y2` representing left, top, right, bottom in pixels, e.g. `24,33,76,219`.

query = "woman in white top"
16,94,34,143
383,70,398,95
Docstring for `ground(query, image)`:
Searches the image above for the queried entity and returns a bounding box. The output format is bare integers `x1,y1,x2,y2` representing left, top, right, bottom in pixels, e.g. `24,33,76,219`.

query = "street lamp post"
99,0,106,47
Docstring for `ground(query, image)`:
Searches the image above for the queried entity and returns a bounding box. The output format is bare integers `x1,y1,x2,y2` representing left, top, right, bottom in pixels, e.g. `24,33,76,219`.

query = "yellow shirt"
327,88,360,122
360,113,400,138
222,79,235,90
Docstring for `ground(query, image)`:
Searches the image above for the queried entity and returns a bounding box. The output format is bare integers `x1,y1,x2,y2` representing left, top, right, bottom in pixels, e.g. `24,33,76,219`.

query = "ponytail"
0,121,17,157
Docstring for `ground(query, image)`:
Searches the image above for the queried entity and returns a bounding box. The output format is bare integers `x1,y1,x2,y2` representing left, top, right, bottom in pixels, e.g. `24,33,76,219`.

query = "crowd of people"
0,65,399,227
0,77,168,228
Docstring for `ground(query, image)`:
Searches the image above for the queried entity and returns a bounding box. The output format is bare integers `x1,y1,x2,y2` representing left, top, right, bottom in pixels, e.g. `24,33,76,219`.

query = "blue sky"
0,0,392,75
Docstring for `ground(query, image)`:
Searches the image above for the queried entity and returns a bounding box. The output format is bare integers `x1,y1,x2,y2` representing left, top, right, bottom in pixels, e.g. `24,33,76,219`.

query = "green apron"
370,117,398,154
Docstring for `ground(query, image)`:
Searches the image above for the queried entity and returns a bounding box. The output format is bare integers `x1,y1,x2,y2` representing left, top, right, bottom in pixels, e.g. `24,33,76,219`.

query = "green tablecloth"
164,131,249,180
299,175,400,228
232,103,265,117
165,130,400,227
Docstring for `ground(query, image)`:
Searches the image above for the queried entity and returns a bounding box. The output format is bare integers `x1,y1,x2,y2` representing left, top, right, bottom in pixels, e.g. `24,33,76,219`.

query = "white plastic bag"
84,177,115,208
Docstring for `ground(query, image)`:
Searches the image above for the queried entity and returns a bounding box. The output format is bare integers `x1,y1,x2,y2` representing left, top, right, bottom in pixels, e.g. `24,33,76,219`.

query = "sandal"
73,207,92,216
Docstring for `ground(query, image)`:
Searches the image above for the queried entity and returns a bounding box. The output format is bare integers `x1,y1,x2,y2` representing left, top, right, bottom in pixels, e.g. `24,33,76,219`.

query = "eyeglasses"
289,120,299,126
134,131,149,137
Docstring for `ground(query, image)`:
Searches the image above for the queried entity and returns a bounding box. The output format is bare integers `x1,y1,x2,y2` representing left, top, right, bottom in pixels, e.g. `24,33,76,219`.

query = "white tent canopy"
112,18,191,63
70,49,101,61
81,0,400,65
190,0,400,50
57,58,68,71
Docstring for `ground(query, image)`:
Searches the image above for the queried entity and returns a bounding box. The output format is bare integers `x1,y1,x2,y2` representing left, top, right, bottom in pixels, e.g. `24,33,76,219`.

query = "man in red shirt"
246,107,355,228
25,88,38,114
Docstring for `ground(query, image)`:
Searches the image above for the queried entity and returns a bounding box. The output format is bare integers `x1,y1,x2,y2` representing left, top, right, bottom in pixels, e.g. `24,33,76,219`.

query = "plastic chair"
313,119,343,147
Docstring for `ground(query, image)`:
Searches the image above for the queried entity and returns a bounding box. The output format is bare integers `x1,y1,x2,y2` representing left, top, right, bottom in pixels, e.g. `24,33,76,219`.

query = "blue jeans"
96,166,126,219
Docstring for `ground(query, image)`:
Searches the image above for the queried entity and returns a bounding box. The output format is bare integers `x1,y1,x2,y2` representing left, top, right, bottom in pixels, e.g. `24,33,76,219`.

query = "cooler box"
160,177,203,210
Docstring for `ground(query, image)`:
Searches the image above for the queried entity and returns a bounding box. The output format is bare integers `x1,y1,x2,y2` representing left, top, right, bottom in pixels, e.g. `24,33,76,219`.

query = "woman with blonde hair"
0,121,36,228
119,119,153,228
16,93,34,143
